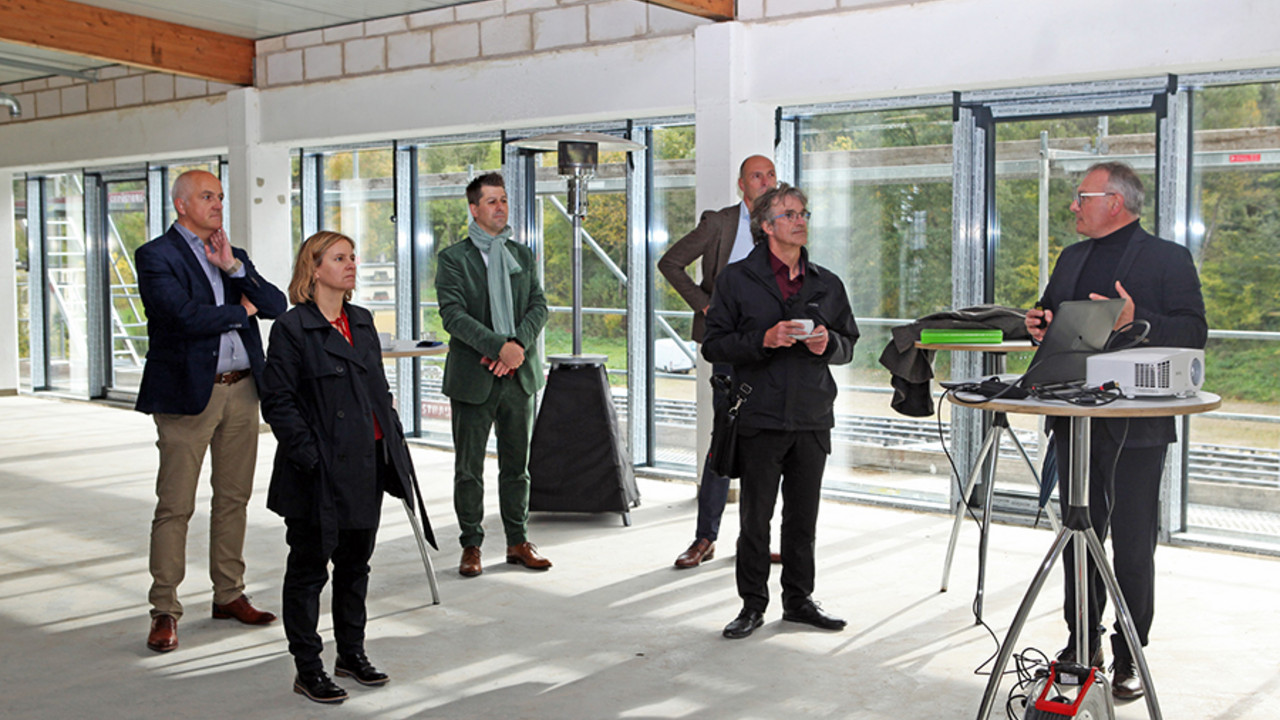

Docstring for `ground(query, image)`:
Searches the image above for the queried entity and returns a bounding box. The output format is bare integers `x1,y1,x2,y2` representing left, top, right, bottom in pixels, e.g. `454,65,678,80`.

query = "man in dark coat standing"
135,169,286,653
436,173,550,577
658,154,776,569
1025,161,1207,700
703,184,860,640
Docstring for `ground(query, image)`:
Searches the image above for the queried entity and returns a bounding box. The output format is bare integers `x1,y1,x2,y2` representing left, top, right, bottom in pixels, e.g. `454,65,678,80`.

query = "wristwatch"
226,259,243,275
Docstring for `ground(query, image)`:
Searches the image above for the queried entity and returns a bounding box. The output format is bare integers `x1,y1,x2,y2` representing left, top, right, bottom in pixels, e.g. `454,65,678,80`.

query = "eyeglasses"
1074,191,1115,205
771,210,811,222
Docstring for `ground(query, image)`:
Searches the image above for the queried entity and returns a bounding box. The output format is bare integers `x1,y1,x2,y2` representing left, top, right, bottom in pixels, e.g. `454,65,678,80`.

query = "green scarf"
467,219,521,337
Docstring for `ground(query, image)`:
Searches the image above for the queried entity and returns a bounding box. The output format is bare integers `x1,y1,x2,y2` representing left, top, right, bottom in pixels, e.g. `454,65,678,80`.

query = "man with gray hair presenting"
1025,161,1206,700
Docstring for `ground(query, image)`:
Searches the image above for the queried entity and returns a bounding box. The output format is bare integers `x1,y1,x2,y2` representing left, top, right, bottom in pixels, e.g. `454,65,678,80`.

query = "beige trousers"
148,378,260,619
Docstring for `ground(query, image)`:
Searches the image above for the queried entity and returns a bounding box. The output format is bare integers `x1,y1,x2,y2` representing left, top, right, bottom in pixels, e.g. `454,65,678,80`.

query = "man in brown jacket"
657,155,776,569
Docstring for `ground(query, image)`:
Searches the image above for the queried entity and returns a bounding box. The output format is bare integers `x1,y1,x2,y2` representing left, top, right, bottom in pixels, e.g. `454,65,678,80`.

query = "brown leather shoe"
460,546,483,577
674,538,715,568
147,614,178,652
212,595,277,625
1111,657,1145,700
506,541,552,570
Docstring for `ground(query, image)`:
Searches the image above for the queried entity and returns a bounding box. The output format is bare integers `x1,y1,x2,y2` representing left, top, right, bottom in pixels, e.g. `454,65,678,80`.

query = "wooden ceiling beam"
641,0,733,22
0,0,254,86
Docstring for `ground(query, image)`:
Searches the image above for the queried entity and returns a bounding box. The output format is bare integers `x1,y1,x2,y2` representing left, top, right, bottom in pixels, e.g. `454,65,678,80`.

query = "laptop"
940,298,1125,393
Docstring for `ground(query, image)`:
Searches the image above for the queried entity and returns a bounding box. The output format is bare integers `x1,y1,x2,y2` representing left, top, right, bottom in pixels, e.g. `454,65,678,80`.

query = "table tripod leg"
402,498,441,605
975,426,1001,622
942,426,1000,592
975,527,1072,720
1083,527,1163,720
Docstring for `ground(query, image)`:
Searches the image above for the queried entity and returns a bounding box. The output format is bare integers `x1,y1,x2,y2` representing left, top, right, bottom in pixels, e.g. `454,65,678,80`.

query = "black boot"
294,669,348,704
335,652,390,686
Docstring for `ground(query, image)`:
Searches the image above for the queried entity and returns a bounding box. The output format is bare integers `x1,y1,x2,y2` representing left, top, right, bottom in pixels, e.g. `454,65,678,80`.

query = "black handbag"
707,374,751,479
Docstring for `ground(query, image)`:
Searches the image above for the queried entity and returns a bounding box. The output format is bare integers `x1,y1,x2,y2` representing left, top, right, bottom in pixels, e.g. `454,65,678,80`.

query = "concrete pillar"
0,171,16,394
224,88,294,301
691,22,776,490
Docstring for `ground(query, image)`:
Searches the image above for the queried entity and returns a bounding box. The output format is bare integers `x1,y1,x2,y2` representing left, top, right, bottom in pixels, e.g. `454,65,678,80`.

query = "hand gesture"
1089,280,1135,331
764,320,805,348
240,295,258,317
802,325,829,355
498,340,525,370
204,228,236,272
1025,307,1052,342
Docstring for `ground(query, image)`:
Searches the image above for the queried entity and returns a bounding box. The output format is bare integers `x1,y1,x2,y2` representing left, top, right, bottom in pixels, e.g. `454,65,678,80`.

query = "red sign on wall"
1229,153,1262,163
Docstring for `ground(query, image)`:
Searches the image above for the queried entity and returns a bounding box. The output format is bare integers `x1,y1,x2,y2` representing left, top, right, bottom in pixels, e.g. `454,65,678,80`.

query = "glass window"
415,139,503,441
798,105,955,503
14,176,29,390
42,174,88,396
106,179,149,394
1187,80,1280,546
650,124,699,469
321,148,396,323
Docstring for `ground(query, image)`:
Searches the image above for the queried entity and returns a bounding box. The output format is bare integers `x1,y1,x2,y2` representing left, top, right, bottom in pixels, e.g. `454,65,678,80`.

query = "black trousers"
1054,426,1165,659
735,428,828,614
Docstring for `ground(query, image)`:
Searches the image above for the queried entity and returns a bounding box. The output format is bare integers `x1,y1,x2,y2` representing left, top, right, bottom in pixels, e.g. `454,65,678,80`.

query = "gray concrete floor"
2,394,1277,720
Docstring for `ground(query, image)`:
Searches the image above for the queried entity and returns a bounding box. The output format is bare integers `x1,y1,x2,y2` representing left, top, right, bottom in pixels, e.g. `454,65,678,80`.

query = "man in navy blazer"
135,169,287,653
1025,162,1207,700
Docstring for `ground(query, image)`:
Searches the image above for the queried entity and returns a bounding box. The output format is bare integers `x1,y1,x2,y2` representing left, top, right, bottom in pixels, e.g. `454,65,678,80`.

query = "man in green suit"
436,173,551,577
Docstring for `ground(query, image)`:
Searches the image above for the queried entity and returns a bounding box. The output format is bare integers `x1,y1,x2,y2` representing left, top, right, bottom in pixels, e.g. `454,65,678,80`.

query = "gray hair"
750,183,809,244
1088,161,1144,216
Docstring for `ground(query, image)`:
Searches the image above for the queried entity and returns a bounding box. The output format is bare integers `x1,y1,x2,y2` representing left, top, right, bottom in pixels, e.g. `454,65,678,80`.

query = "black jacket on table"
702,243,860,434
260,301,435,549
1039,222,1208,447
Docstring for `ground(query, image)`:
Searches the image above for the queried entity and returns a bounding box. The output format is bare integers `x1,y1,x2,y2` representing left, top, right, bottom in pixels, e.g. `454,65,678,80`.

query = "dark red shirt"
330,311,384,441
768,250,805,300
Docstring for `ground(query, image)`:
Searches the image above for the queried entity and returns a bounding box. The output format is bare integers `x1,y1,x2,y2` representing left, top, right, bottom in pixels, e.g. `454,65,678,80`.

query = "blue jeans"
694,363,734,542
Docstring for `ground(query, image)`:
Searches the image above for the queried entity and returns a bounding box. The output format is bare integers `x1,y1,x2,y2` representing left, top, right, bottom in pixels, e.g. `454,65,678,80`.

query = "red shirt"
329,311,384,441
768,250,805,300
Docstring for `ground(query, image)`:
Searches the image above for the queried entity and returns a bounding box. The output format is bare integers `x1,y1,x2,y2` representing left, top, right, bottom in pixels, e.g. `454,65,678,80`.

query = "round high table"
917,340,1051,622
954,391,1221,720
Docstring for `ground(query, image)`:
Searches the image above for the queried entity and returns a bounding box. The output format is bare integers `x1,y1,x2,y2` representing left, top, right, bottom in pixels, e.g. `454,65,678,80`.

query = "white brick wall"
388,30,433,69
533,5,588,50
766,0,838,16
305,45,343,80
86,81,114,111
481,14,532,56
144,74,175,103
434,22,481,62
737,0,765,20
287,30,325,50
365,16,408,36
267,50,304,85
35,89,60,117
324,23,364,43
115,76,144,107
455,0,504,21
345,37,387,74
60,85,87,115
408,7,455,29
175,76,210,99
589,0,647,43
506,0,557,11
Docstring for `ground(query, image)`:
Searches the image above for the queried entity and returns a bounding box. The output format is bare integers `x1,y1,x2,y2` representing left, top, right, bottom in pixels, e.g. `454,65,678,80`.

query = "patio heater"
510,131,644,525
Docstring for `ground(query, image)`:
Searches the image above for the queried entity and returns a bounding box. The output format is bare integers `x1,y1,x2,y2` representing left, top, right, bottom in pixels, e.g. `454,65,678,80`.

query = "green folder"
918,328,1004,344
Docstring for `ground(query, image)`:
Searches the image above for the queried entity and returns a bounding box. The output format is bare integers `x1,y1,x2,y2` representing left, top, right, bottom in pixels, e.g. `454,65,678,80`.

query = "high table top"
948,390,1221,418
381,342,447,359
914,340,1036,352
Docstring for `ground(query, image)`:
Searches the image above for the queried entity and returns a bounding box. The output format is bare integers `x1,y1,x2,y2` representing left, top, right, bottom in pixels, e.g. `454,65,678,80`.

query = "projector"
1086,347,1205,398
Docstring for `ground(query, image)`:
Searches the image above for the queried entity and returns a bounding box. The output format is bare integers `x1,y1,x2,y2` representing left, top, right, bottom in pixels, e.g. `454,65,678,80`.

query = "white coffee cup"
379,332,393,350
791,318,814,337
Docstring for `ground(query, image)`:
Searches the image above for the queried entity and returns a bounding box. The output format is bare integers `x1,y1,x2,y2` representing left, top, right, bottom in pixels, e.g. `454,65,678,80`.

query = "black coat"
1039,223,1208,447
260,302,435,548
702,243,860,433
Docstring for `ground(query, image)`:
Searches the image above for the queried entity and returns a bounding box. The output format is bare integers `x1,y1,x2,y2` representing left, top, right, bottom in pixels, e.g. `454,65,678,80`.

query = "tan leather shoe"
212,595,277,625
459,546,482,577
506,541,552,570
674,538,715,568
147,614,178,652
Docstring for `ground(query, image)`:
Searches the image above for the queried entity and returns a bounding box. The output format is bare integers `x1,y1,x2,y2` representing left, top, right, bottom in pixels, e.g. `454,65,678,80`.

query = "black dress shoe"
335,652,390,687
294,670,348,704
1055,644,1104,669
1111,657,1145,700
782,599,846,631
723,609,765,639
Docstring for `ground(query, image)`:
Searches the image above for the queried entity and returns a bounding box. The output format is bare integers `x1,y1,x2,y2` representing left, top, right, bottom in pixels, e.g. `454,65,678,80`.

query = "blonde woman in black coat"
261,231,435,704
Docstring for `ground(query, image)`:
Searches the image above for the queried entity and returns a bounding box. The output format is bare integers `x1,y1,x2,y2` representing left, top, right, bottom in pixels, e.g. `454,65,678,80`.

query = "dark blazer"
436,238,548,403
658,203,742,342
134,225,286,415
260,302,435,547
1039,223,1208,446
702,243,860,434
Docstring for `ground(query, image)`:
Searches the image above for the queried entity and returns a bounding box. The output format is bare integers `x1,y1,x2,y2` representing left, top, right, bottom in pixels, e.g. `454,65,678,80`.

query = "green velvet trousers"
451,378,535,548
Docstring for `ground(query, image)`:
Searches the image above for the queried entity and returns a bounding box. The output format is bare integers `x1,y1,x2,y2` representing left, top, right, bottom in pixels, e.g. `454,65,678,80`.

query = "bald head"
738,155,777,211
171,170,224,240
